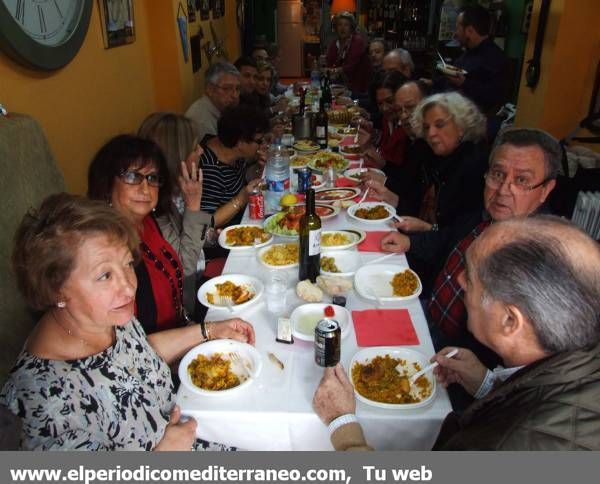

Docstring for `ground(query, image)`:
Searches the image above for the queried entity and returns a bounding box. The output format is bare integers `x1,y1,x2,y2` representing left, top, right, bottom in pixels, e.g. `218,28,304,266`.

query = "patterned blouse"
0,319,228,451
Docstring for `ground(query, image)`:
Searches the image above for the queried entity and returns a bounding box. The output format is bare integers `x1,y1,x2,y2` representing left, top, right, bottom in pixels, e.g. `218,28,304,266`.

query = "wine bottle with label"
298,188,321,282
314,98,328,149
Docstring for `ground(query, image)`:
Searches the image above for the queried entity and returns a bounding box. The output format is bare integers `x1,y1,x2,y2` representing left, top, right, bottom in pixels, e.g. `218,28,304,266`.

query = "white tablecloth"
176,208,452,450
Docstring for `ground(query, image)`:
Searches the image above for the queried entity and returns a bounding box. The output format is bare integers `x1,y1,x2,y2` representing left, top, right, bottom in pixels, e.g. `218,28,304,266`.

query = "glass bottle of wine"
298,188,321,282
314,98,328,149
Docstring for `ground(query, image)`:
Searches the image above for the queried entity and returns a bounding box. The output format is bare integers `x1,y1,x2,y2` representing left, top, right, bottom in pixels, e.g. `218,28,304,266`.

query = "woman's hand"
391,216,432,233
179,160,202,212
359,170,386,185
154,405,197,451
381,231,411,253
244,178,263,199
208,318,256,345
431,347,487,396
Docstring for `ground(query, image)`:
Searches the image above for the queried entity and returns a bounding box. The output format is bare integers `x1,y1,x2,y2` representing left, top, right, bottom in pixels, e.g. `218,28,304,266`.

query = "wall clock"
0,0,93,70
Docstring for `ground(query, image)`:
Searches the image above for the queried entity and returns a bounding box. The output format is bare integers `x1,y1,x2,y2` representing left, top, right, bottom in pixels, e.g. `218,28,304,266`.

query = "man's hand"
445,72,465,87
432,347,487,396
391,216,432,233
381,231,410,253
313,364,356,425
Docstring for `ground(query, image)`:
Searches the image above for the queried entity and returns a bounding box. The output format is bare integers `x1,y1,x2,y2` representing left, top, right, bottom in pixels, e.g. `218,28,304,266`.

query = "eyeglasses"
213,83,241,94
484,169,549,194
423,115,453,132
119,170,163,187
397,104,417,116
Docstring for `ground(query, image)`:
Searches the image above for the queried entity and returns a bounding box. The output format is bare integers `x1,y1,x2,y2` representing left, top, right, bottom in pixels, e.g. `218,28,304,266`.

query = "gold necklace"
52,311,113,350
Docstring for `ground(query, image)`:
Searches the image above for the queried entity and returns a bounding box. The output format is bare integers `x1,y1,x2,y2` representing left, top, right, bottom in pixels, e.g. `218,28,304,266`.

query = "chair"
0,113,65,385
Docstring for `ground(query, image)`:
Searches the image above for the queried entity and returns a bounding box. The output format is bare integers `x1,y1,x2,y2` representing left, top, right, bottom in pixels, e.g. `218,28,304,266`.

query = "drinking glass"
264,270,288,315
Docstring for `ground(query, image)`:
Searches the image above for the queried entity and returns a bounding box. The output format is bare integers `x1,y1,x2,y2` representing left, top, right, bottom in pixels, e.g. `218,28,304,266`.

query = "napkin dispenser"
292,112,314,140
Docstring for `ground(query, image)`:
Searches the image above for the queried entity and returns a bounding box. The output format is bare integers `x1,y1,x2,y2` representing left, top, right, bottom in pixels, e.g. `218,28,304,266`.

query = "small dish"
290,303,351,341
258,243,299,269
218,224,273,251
178,340,262,397
354,264,422,302
347,202,395,225
349,347,436,409
320,250,361,277
197,274,264,311
436,62,467,77
315,187,361,203
320,230,363,250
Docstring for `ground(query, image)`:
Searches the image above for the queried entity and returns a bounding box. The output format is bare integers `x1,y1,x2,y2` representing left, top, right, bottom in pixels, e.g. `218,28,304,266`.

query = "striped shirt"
199,145,246,214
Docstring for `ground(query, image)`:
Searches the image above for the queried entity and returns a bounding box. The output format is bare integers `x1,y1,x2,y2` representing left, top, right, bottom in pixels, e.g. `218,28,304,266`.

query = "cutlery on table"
357,187,370,205
365,253,396,265
229,351,254,379
406,348,459,384
219,295,235,314
368,287,384,307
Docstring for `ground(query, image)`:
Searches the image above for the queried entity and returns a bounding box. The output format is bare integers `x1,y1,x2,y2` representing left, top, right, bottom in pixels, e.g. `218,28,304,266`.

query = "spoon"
436,51,447,67
357,187,370,205
407,348,459,384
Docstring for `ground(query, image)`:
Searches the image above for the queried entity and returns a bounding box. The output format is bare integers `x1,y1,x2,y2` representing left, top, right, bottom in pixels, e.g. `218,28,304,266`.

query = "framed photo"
213,0,222,19
199,0,210,20
98,0,135,48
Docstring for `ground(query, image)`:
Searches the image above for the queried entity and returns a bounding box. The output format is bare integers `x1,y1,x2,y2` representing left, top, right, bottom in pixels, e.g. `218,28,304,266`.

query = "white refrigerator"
277,0,304,77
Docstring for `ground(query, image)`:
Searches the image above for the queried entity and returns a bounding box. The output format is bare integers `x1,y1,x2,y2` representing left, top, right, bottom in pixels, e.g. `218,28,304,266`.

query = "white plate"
347,202,395,225
307,154,350,173
320,230,362,250
197,274,264,312
293,140,320,152
218,224,273,251
320,250,361,277
257,243,299,269
178,340,262,397
349,347,436,409
436,62,467,77
354,264,422,302
290,303,351,341
315,187,361,203
343,167,386,181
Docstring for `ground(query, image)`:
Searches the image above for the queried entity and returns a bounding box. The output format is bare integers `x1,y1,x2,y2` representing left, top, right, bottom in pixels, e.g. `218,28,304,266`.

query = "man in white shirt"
185,62,241,143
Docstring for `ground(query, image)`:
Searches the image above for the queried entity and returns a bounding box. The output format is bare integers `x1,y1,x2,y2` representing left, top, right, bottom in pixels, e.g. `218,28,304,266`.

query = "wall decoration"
213,0,222,19
200,0,210,20
177,3,190,63
191,34,202,72
188,0,197,22
98,0,135,49
220,0,225,17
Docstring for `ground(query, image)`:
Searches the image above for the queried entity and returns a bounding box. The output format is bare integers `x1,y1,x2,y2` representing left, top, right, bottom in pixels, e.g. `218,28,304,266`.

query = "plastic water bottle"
264,141,290,214
310,59,321,89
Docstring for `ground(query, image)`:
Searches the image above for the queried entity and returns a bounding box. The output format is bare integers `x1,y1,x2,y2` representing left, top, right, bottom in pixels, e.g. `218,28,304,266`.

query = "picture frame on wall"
199,0,210,20
213,0,221,19
98,0,135,48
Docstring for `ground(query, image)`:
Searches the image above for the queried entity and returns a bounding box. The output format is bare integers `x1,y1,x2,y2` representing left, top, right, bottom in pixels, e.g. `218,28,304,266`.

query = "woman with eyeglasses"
88,135,207,334
138,113,212,314
199,105,270,229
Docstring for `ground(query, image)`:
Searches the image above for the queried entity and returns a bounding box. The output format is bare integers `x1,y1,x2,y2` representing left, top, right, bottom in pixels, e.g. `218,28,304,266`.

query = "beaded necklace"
140,242,183,319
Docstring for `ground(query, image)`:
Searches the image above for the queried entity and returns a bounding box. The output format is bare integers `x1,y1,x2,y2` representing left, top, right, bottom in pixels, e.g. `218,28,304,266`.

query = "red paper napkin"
357,231,392,252
352,309,419,346
335,177,359,188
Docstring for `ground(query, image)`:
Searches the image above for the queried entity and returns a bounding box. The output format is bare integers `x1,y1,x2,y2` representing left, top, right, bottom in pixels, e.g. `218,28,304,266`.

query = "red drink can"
248,189,264,219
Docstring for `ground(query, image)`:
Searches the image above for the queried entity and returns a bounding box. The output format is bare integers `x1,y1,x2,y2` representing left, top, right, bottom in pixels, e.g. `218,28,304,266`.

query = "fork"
357,187,370,205
229,352,253,379
218,294,235,313
436,50,447,67
407,348,459,384
368,287,384,307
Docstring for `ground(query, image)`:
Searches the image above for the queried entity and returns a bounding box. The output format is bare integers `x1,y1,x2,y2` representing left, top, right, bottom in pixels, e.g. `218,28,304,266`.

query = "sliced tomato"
324,305,335,318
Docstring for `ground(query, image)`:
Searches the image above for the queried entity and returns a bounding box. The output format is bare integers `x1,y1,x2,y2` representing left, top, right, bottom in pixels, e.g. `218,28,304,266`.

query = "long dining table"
176,201,452,451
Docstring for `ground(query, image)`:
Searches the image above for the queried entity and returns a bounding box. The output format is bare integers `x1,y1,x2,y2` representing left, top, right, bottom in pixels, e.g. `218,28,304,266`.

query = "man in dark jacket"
313,216,600,450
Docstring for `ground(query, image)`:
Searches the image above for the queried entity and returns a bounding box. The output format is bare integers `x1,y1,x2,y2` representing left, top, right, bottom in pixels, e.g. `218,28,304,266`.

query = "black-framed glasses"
119,170,163,187
484,170,549,194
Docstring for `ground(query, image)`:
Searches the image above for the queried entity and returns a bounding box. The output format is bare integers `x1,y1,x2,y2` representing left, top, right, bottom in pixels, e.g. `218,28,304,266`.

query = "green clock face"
0,0,93,70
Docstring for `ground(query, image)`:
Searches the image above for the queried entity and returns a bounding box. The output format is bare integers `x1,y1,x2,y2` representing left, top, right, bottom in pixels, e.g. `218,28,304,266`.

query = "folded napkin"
335,177,359,188
352,309,419,346
357,231,392,252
